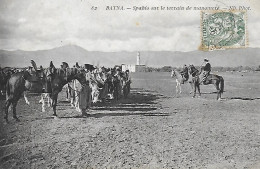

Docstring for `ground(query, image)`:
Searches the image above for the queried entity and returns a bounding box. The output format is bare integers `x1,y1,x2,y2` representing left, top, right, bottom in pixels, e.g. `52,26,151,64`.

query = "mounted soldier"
179,64,189,84
200,58,211,84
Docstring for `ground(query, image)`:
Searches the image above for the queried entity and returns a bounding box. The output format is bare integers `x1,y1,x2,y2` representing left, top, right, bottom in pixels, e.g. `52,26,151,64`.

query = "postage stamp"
200,10,247,51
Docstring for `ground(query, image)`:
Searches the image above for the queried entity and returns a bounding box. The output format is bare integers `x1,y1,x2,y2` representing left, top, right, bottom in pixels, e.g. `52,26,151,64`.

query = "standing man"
201,58,211,84
79,80,92,117
45,61,56,93
124,69,131,95
124,70,131,82
114,67,122,97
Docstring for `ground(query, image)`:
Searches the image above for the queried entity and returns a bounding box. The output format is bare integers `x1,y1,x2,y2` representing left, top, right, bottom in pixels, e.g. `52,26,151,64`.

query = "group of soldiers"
0,61,132,117
65,64,132,116
179,58,211,84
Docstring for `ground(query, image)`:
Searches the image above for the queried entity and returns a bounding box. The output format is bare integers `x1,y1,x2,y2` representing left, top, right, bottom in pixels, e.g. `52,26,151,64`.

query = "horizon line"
0,44,258,53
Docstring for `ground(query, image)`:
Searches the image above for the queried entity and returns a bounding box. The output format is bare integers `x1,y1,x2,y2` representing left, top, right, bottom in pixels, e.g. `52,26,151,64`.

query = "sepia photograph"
0,0,260,168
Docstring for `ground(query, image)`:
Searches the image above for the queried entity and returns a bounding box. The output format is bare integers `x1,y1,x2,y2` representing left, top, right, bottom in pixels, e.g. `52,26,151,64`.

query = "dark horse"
5,62,87,122
188,64,224,100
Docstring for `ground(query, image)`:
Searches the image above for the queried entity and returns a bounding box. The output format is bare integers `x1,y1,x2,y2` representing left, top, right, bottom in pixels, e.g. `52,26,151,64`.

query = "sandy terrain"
0,72,260,169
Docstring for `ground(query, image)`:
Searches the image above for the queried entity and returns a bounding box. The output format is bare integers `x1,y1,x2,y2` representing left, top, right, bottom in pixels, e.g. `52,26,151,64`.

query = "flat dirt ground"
0,72,260,169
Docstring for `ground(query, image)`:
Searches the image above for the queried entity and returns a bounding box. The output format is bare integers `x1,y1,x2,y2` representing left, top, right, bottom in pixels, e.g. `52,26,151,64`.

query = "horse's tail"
219,76,224,93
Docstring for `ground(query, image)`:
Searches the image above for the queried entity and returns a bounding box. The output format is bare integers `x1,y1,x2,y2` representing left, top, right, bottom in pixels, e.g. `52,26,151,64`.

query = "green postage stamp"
200,10,247,51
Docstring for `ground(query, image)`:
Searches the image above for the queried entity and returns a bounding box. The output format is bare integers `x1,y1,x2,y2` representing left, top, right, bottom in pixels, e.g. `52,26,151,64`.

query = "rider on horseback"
180,64,189,84
200,58,211,84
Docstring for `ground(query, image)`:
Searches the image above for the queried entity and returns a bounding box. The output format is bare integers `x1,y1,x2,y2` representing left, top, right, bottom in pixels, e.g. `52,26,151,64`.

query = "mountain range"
0,45,259,68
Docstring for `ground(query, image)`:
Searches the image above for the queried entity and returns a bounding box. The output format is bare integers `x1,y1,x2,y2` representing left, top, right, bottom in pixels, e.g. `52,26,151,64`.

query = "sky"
0,0,260,52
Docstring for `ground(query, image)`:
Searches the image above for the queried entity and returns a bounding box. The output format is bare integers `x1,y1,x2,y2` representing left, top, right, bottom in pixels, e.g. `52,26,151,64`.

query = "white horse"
171,69,193,95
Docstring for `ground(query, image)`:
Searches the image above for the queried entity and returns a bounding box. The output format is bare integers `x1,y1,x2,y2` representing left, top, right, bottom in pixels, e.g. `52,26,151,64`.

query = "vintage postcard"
0,0,260,168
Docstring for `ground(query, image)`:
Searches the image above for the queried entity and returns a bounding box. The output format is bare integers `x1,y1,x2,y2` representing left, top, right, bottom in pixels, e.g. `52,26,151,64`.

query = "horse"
5,71,35,122
188,64,224,100
4,63,87,122
170,69,193,95
46,66,87,117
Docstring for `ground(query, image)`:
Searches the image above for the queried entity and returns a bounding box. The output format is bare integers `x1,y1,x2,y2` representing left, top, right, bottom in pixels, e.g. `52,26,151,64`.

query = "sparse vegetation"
145,66,260,72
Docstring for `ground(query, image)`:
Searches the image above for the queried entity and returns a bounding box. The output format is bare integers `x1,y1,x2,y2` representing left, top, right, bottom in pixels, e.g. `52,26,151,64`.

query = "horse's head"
23,71,32,80
68,68,87,85
36,68,46,79
188,64,199,76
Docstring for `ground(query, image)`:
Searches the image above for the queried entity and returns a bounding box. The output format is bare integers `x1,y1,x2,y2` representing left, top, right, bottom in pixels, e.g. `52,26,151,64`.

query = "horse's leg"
192,82,197,98
214,81,221,100
219,77,224,100
175,84,178,95
47,94,51,107
12,101,20,122
197,83,201,97
76,97,79,112
66,85,69,101
73,93,76,108
179,82,182,94
24,92,30,105
51,93,58,116
39,94,43,103
75,92,80,112
5,99,12,122
70,91,74,107
175,80,179,95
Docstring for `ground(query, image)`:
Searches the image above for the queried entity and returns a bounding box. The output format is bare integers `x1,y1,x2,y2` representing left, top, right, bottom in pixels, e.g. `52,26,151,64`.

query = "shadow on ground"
90,88,161,112
60,111,172,119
